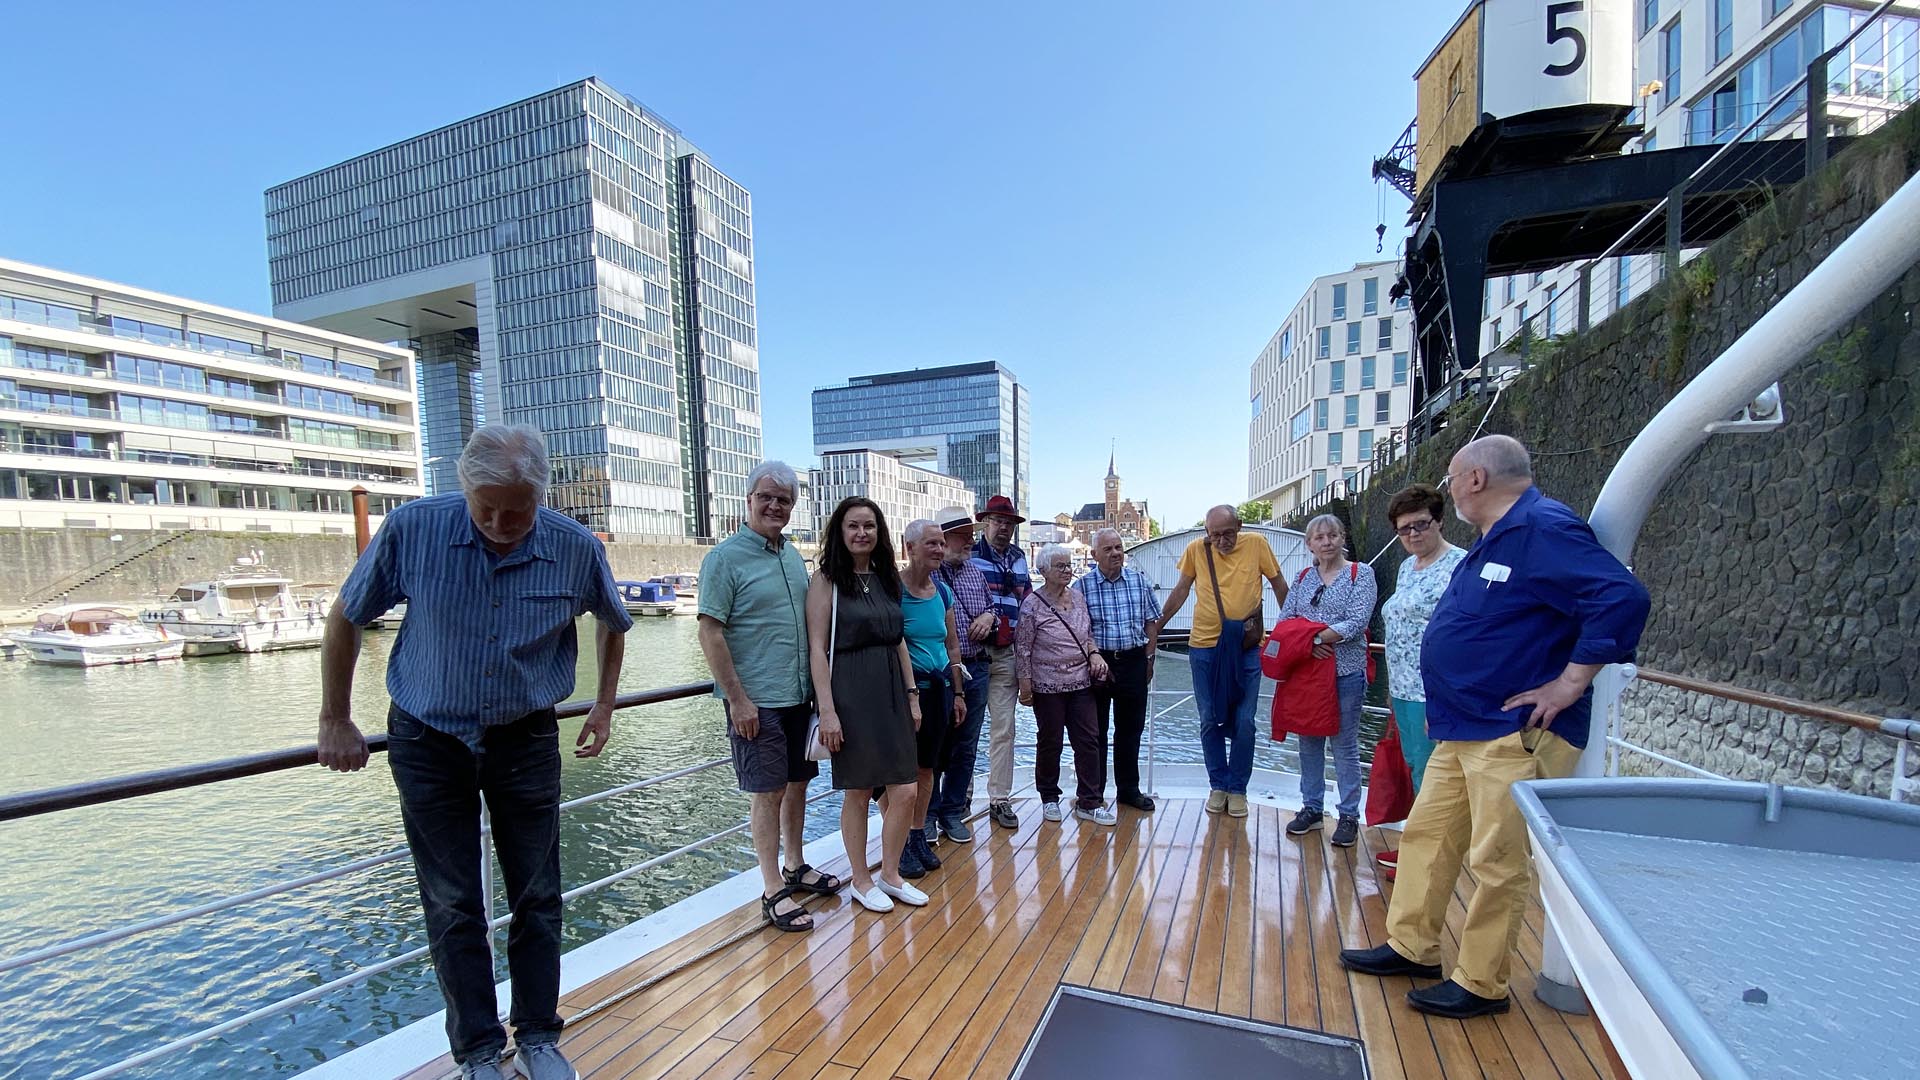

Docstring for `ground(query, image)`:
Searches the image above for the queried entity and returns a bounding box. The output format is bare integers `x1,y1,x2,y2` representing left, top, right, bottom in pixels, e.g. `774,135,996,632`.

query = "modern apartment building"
811,362,1030,518
1247,261,1415,518
0,258,421,534
1479,0,1919,352
266,78,758,539
808,450,971,551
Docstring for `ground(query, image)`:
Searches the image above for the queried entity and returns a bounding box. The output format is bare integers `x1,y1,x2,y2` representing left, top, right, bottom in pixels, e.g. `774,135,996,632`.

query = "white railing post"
1895,740,1913,804
1146,664,1157,799
479,799,495,963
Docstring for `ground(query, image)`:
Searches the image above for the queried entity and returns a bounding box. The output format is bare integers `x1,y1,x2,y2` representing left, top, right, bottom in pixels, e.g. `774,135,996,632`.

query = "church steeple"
1107,442,1117,480
1104,442,1120,523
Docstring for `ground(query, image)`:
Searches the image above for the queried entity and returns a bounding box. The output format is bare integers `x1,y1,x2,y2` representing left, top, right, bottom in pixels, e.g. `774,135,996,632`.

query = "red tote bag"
1365,724,1415,827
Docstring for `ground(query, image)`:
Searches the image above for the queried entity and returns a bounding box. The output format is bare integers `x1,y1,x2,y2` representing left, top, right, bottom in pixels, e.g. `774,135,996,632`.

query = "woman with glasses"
1380,484,1465,798
1278,514,1377,848
1016,545,1115,826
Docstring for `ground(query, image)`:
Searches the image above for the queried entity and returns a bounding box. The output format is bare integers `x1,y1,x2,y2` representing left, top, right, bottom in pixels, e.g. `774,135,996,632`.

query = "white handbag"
804,588,837,761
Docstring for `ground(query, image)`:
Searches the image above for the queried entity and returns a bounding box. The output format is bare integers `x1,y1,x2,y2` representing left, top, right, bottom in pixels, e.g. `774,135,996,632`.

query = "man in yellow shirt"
1151,505,1290,817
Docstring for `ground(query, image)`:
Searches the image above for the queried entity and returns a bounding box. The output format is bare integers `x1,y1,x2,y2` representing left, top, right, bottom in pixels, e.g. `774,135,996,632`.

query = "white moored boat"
9,606,186,667
140,558,332,655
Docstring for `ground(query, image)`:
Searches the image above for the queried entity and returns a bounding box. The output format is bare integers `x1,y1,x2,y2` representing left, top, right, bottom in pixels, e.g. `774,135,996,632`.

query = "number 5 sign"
1480,0,1632,119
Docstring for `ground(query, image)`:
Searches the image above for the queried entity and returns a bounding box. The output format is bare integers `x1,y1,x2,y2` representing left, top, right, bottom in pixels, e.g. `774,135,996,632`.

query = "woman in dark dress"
807,497,927,912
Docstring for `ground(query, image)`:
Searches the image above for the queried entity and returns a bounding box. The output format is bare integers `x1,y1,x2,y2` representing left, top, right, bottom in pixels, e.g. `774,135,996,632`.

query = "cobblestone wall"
1349,109,1920,799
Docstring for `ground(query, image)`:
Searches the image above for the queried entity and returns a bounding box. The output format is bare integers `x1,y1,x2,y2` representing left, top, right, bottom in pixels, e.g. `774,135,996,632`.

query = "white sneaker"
876,878,929,906
1073,805,1118,826
1042,800,1064,822
851,885,894,913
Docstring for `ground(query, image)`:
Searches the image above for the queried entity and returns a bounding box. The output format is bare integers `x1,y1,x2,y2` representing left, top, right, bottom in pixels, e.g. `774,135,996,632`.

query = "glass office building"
266,79,758,537
811,362,1029,518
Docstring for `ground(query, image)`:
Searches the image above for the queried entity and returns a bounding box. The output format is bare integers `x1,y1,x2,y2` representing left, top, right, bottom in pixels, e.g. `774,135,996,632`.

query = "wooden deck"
402,797,1610,1080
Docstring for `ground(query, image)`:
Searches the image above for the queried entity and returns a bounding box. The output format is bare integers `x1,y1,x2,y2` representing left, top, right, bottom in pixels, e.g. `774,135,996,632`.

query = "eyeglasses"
1310,584,1327,606
751,493,794,508
1395,519,1437,537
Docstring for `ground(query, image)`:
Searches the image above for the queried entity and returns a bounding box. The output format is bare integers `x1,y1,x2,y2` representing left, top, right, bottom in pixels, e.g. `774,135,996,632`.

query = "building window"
1505,276,1516,303
1346,323,1361,355
1330,360,1346,393
1344,395,1360,427
1765,0,1789,23
1251,391,1264,420
1290,405,1311,443
1313,469,1327,493
1393,352,1409,386
1314,399,1329,431
1332,283,1347,320
1361,356,1377,389
1641,0,1658,37
1362,278,1379,316
1518,301,1529,328
1359,431,1374,461
1328,432,1343,464
1490,317,1503,353
1317,327,1331,359
1395,292,1410,310
1546,285,1560,332
1713,0,1733,64
1616,257,1634,308
1663,19,1683,102
1375,391,1391,424
1482,280,1492,318
1377,318,1393,351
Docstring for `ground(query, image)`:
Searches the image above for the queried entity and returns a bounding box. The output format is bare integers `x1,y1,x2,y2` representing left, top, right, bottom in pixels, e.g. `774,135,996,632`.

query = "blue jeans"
930,656,991,824
1191,642,1263,795
387,706,564,1064
1299,671,1366,817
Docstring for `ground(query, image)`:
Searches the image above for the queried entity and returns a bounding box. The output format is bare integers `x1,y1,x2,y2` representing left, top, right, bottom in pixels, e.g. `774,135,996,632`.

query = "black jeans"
387,706,564,1064
1094,647,1151,797
1034,687,1105,810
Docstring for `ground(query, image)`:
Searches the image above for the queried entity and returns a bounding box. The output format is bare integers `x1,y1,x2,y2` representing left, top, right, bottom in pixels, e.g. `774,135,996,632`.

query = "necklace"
856,571,872,595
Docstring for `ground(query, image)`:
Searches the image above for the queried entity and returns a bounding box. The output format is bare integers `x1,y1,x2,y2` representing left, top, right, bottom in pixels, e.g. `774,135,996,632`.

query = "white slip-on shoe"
876,878,929,907
851,885,895,913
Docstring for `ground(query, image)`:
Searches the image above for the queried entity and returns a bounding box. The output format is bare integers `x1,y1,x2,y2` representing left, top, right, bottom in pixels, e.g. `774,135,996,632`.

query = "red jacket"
1262,617,1338,741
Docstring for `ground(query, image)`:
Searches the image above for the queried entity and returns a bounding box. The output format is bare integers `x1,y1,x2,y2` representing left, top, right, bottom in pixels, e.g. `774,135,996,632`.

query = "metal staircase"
15,530,192,612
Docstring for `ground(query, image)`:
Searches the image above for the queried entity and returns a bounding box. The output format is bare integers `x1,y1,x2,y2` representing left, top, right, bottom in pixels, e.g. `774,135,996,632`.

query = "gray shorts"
725,701,820,793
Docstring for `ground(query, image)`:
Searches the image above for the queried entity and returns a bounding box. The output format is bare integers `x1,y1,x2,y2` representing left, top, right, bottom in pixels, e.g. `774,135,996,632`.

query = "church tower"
1104,447,1120,525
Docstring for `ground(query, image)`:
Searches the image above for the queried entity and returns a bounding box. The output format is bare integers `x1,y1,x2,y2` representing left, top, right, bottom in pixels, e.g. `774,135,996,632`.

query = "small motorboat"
616,580,679,617
10,606,187,667
140,557,331,654
657,573,699,613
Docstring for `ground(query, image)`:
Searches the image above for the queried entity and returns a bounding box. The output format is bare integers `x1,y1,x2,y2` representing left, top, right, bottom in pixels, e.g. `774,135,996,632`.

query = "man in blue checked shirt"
1074,528,1162,812
1341,435,1649,1024
318,424,631,1080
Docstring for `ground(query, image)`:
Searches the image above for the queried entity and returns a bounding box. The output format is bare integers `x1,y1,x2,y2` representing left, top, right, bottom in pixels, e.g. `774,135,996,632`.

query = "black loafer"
1406,979,1511,1019
1339,944,1443,980
1118,790,1156,812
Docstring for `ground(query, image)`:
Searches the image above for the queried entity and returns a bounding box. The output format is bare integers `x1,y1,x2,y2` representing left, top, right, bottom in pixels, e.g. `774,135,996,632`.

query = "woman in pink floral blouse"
1016,545,1116,826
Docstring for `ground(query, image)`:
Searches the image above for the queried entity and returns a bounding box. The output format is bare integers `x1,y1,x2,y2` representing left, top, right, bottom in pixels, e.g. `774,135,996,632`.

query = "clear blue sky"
1,0,1461,530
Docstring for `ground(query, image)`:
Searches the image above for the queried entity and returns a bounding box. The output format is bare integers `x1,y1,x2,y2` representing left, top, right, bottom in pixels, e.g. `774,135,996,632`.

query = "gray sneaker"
460,1053,507,1080
1331,815,1360,848
940,814,974,843
513,1041,578,1080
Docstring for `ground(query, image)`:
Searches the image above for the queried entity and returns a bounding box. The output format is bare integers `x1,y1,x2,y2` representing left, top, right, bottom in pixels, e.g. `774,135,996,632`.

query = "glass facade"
811,361,1028,517
266,79,757,537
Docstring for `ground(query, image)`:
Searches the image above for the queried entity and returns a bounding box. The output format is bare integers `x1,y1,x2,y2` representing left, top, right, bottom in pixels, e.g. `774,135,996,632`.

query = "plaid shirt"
935,559,993,661
1072,563,1161,651
970,538,1031,634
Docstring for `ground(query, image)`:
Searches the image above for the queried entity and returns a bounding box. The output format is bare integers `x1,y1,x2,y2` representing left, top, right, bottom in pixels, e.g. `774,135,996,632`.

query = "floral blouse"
1381,545,1467,701
1015,588,1096,694
1274,561,1377,678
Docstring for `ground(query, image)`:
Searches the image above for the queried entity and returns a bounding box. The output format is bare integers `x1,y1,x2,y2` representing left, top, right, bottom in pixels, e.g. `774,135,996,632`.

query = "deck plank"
369,796,1603,1080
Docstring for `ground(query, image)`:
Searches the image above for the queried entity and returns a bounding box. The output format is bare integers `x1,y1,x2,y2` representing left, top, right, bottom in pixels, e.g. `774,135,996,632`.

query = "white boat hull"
142,615,328,653
1532,847,1703,1080
629,602,678,618
12,635,187,667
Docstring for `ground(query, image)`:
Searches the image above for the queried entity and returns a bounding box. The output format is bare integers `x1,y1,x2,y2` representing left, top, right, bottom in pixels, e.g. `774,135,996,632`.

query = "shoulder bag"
804,588,838,761
1204,543,1266,650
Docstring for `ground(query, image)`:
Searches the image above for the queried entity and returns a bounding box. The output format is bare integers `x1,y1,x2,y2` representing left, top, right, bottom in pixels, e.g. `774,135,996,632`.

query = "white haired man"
1341,435,1650,1020
697,461,837,934
1074,528,1161,812
319,424,632,1080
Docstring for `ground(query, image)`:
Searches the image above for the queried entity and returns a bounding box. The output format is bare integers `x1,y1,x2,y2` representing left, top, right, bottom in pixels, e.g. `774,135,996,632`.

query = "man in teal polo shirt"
696,460,837,933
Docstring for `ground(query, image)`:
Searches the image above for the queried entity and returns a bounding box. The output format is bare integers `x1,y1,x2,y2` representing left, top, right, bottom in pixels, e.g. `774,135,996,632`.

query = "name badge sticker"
1480,562,1512,587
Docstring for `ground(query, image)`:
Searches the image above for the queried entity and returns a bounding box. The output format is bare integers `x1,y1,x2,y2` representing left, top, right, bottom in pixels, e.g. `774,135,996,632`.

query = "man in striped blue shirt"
1073,528,1162,812
970,494,1031,830
319,425,631,1080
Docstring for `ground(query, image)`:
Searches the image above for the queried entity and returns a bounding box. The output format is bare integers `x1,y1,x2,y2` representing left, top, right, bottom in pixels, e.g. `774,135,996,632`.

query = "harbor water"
0,616,1383,1079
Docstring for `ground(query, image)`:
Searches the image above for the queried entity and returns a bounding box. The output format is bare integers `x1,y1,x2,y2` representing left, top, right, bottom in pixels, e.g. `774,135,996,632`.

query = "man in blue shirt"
1074,528,1162,811
1341,435,1649,1021
318,425,631,1080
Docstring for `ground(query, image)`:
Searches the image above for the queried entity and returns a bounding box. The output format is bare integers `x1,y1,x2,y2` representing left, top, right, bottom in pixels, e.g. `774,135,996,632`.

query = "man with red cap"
970,494,1030,829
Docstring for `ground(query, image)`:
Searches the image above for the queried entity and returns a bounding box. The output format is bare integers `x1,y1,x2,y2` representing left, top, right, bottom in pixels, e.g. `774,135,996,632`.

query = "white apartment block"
1247,260,1415,519
0,258,422,535
809,450,971,551
1480,0,1920,354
